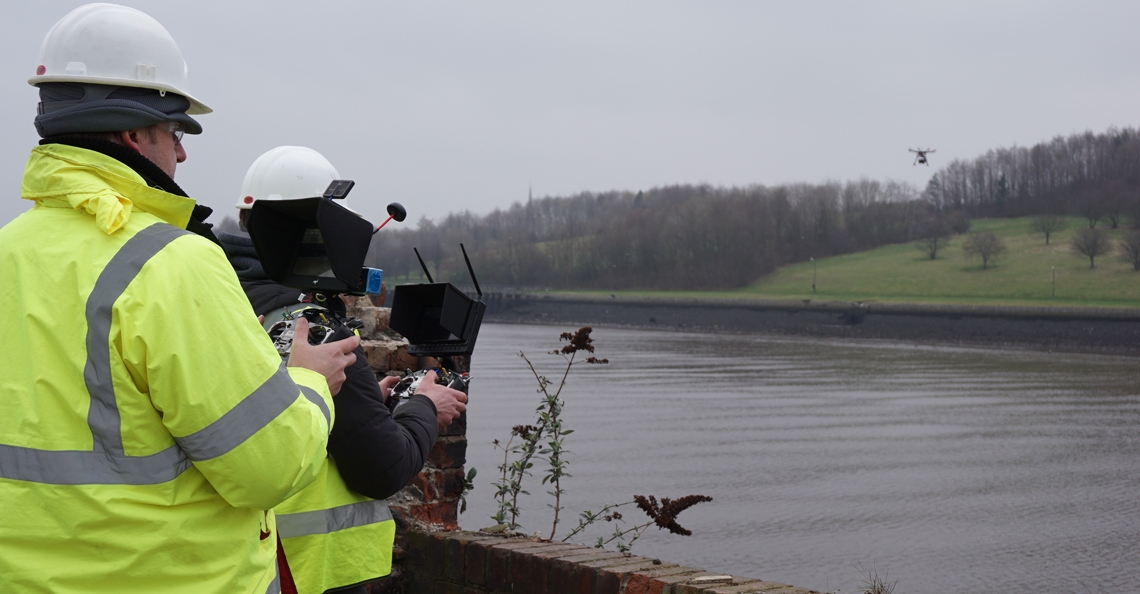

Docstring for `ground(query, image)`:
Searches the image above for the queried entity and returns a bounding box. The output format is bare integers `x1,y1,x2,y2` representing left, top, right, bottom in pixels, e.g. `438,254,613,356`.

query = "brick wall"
345,296,816,594
400,531,820,594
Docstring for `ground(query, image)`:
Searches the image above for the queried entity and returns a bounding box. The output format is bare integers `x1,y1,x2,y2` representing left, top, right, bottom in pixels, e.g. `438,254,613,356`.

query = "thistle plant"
561,495,713,552
489,327,711,550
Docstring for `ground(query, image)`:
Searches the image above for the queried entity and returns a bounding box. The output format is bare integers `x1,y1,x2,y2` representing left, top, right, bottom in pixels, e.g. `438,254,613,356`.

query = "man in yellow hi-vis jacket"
0,5,359,593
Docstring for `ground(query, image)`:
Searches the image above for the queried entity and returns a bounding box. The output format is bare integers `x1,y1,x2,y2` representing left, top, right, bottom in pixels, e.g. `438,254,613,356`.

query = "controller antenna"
374,202,407,233
460,243,482,298
413,247,434,283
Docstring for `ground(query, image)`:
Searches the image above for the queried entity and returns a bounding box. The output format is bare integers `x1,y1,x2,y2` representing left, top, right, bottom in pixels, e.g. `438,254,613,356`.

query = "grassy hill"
736,216,1139,307
561,217,1140,308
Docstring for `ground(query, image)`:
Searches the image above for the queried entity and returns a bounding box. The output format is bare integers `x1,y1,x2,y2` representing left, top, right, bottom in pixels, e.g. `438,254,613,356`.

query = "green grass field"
564,217,1140,308
739,217,1139,307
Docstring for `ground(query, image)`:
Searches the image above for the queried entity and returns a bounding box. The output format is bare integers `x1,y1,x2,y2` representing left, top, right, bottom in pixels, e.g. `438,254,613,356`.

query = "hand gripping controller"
387,367,470,412
266,306,362,358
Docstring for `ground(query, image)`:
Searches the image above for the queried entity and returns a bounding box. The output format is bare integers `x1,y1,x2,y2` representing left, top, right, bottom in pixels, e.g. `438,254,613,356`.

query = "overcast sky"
2,1,1138,228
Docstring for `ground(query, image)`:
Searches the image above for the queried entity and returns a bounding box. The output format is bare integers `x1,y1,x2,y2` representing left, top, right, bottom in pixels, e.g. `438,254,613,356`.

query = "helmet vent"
136,64,156,81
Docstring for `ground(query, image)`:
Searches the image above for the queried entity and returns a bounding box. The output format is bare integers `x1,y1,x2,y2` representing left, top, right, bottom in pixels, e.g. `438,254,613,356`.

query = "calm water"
459,323,1140,594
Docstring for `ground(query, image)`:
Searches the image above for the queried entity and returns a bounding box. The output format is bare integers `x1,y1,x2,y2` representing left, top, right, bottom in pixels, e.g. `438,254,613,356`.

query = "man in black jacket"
220,145,467,594
223,227,464,496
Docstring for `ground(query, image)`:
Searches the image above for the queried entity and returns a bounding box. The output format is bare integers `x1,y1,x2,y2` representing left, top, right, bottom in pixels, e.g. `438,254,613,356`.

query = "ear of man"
113,126,159,153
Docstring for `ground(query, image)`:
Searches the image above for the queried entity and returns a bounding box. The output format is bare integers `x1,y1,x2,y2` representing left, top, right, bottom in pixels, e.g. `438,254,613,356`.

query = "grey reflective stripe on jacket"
175,368,329,460
85,223,190,456
0,223,325,485
276,499,394,539
266,562,281,594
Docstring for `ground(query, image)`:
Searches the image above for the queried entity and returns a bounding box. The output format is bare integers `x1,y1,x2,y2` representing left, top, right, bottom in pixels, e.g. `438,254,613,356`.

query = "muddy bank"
480,293,1140,356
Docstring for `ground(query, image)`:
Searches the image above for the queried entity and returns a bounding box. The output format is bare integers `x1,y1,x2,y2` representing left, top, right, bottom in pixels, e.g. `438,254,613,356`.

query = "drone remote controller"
267,307,361,358
387,368,470,412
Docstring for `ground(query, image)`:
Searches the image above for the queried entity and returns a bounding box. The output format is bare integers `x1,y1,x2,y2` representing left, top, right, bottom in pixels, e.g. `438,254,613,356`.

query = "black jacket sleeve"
326,345,439,500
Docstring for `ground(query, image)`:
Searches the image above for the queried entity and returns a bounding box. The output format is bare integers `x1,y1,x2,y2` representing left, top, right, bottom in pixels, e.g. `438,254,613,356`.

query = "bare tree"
1071,227,1110,268
915,235,950,260
962,232,1007,269
1030,215,1066,245
1080,188,1104,229
1103,181,1127,229
1119,231,1140,271
914,216,952,260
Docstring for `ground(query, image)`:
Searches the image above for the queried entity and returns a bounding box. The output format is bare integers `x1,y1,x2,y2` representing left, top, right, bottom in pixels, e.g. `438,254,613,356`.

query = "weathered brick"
486,545,511,592
486,539,549,552
440,410,467,436
590,558,664,594
404,530,432,570
404,571,436,594
438,581,466,594
723,581,810,593
549,556,595,594
342,301,392,338
411,472,439,501
405,502,459,530
526,552,552,594
361,339,418,373
624,565,700,594
704,579,768,593
668,574,766,594
497,542,582,594
408,466,465,502
443,535,467,582
531,543,593,559
595,568,622,594
579,555,643,571
556,549,626,565
437,467,467,499
423,533,447,577
646,572,704,593
428,436,468,468
464,538,493,585
507,548,533,594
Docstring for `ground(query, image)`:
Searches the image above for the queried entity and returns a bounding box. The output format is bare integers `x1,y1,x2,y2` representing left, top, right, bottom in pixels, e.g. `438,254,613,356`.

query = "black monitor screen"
291,228,337,278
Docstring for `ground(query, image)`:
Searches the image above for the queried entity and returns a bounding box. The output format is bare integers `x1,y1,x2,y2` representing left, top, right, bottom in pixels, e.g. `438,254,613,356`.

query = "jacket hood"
20,143,196,234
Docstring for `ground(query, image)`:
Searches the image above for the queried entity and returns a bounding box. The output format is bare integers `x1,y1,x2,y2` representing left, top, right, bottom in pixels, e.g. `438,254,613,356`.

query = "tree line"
926,126,1140,226
366,180,931,290
213,126,1140,291
368,126,1140,290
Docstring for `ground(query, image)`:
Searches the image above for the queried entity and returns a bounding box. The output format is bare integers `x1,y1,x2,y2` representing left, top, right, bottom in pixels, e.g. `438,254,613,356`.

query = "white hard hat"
29,3,211,115
238,146,341,210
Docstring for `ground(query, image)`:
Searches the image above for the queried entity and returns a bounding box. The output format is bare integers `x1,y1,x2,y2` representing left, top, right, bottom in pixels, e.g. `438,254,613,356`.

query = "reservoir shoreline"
480,292,1140,357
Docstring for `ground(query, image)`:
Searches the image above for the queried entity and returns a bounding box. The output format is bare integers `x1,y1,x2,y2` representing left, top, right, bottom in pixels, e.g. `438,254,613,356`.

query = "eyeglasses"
167,122,184,146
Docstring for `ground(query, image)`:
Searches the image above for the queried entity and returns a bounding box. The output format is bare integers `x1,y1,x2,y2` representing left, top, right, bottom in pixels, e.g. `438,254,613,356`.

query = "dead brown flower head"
511,424,540,440
633,494,713,536
558,327,596,355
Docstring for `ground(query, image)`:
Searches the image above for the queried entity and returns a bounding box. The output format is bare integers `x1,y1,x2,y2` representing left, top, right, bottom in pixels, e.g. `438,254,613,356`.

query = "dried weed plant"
489,327,711,552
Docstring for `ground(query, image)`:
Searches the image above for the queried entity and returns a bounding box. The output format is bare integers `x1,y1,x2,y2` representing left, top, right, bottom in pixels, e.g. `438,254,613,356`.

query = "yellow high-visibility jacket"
0,144,335,594
260,298,395,592
276,457,395,593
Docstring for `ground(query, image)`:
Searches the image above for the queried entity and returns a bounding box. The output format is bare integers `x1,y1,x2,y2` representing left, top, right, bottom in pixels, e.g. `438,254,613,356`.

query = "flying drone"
909,148,936,166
